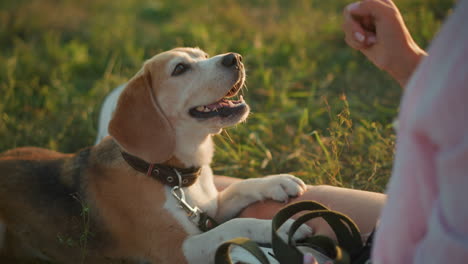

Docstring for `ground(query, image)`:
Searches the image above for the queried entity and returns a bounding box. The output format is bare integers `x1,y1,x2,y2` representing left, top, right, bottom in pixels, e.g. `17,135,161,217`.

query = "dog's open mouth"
189,80,247,119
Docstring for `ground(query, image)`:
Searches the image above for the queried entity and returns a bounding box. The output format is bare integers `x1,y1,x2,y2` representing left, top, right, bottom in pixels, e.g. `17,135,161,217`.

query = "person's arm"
342,0,427,87
238,185,385,240
215,176,385,240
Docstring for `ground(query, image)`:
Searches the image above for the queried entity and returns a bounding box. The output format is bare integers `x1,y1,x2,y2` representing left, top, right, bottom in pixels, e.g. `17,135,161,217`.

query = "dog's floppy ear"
109,67,175,163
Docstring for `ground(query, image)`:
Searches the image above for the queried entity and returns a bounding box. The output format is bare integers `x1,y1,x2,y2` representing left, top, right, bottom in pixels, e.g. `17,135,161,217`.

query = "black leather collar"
121,152,201,187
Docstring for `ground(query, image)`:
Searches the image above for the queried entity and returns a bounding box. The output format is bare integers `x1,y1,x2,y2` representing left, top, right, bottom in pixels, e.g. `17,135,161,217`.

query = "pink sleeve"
408,0,468,262
372,1,468,263
413,143,468,263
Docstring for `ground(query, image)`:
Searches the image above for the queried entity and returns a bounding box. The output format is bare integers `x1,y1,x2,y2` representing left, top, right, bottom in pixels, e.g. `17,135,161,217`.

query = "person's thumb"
303,253,318,264
347,0,394,20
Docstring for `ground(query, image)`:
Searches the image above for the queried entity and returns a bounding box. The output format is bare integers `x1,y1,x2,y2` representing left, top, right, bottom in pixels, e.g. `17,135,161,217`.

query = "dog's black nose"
221,53,242,67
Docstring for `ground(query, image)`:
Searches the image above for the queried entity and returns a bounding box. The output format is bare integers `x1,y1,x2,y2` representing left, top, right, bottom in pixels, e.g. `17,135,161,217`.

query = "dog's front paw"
278,219,313,242
259,174,307,202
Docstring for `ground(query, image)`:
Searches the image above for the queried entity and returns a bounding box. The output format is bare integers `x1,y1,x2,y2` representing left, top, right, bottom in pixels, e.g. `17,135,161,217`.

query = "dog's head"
109,47,249,163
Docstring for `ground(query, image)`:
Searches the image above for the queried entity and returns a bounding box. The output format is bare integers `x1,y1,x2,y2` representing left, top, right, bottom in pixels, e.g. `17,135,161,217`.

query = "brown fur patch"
0,147,71,161
109,55,176,164
87,140,188,263
164,156,187,168
0,139,188,263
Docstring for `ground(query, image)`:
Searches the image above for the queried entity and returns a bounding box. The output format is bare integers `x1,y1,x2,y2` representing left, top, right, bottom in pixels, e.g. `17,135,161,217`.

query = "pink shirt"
372,1,468,263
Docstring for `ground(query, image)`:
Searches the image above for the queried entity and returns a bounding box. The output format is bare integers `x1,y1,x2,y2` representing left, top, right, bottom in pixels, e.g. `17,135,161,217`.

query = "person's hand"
342,0,427,87
303,253,334,264
303,253,318,264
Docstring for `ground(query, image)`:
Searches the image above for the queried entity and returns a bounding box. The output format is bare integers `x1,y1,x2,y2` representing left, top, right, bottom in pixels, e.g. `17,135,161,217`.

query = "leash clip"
171,186,202,223
171,169,202,224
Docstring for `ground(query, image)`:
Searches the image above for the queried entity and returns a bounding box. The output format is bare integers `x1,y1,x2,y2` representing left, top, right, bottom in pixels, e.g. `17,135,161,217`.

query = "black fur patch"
1,147,116,256
28,148,92,215
23,148,110,249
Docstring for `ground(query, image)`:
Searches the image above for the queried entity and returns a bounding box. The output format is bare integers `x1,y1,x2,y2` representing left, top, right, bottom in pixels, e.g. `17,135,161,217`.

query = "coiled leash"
215,201,373,264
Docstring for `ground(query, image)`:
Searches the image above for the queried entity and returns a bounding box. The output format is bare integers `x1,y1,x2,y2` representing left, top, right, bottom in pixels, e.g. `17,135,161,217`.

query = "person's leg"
214,176,386,240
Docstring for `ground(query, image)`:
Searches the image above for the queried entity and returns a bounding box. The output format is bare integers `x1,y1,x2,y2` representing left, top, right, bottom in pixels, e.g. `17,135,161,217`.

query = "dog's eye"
172,63,189,76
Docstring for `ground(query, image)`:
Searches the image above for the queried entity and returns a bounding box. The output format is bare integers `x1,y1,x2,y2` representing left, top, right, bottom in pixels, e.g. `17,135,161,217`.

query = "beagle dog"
0,47,310,264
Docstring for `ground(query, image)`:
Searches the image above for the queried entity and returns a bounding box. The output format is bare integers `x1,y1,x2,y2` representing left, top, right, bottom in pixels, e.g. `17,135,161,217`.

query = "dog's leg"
182,217,311,264
215,174,306,222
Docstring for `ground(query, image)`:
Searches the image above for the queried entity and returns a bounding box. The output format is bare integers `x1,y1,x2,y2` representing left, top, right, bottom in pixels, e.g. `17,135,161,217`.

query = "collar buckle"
120,151,201,187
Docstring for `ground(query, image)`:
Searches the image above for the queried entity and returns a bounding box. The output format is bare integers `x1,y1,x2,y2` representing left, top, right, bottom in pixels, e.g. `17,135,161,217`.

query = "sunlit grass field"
0,0,454,196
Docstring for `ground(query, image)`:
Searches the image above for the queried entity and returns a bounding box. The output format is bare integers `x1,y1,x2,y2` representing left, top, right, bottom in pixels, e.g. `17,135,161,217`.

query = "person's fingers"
378,0,397,9
352,14,376,34
347,0,394,19
343,4,377,49
346,1,368,17
342,6,367,49
345,35,365,50
303,253,318,264
351,32,377,48
366,33,377,45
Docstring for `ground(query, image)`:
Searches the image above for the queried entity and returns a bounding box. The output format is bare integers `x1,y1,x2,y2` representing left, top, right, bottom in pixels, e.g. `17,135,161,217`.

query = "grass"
0,0,455,193
0,0,456,262
0,1,455,194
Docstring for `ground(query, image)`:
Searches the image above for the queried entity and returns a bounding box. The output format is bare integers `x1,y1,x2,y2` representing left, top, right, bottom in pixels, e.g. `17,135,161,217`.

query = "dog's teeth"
196,106,205,111
228,100,234,106
240,95,244,101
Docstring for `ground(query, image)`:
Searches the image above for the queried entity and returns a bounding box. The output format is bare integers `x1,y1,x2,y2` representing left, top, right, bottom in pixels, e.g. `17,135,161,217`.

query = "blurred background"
0,0,455,192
